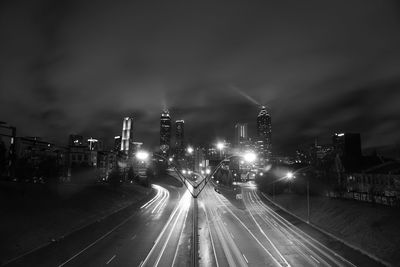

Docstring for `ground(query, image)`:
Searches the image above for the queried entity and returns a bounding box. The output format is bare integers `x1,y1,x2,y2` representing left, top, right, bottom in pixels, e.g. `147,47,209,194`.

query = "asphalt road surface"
5,179,385,267
197,181,384,267
5,183,190,267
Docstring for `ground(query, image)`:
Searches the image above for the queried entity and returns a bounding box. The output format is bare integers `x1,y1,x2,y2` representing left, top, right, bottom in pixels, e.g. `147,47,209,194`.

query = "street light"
187,146,194,154
136,150,149,161
286,171,294,179
216,142,224,150
243,151,257,163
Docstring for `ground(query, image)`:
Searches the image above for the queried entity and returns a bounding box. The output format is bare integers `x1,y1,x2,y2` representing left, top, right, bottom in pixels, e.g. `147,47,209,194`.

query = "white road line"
171,203,190,267
106,255,116,265
203,202,220,267
140,190,190,266
230,232,235,239
58,185,166,267
310,255,320,264
131,234,137,240
242,253,249,263
215,193,285,267
254,191,354,266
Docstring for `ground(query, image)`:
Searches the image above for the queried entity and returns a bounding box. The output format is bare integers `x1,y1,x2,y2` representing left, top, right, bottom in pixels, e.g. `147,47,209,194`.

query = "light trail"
140,189,191,267
246,191,326,267
140,185,164,209
252,190,356,267
214,188,289,267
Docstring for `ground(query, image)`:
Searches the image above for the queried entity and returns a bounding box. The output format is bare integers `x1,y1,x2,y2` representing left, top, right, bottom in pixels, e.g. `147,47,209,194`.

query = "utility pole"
307,179,310,223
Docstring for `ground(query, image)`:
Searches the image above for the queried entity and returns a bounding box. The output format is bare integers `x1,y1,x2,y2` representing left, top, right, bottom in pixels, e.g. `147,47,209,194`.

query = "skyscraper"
160,109,171,153
175,120,185,148
234,123,248,147
257,106,272,158
114,136,121,152
332,132,361,159
121,117,133,154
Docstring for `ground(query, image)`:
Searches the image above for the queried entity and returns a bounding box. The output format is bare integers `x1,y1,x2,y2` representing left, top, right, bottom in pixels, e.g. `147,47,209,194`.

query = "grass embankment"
268,192,400,265
0,181,152,264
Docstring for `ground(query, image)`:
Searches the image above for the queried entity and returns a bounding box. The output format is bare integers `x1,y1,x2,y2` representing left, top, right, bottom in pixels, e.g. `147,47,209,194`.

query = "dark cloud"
1,0,400,153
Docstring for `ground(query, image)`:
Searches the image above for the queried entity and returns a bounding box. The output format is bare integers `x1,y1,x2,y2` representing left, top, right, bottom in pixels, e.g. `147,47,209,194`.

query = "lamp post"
271,171,294,201
216,142,224,159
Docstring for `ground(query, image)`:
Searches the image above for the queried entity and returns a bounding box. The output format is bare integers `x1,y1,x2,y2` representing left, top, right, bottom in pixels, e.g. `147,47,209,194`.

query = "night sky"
1,1,400,153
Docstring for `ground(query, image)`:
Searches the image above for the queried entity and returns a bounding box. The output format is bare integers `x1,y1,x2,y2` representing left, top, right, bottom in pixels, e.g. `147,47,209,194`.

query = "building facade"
160,109,172,154
257,106,272,159
121,117,134,155
234,123,248,147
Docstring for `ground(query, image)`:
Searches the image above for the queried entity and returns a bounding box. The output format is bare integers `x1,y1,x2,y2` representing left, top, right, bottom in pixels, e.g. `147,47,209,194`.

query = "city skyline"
1,1,400,153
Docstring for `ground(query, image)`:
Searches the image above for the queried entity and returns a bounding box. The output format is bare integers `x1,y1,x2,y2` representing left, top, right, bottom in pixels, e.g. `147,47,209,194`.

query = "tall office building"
257,106,272,158
160,109,171,153
121,117,133,154
114,136,121,152
332,132,361,159
234,123,248,147
175,120,185,148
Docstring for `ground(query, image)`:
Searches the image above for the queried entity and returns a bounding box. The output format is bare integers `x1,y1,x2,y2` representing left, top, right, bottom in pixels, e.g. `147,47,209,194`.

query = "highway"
6,183,192,267
198,181,383,267
5,178,385,267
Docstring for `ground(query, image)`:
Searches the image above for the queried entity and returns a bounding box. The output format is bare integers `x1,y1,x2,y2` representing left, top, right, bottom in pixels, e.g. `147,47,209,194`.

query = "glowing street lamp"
286,172,294,179
136,150,149,161
168,157,173,162
243,151,257,163
216,142,225,150
187,146,194,154
205,169,211,174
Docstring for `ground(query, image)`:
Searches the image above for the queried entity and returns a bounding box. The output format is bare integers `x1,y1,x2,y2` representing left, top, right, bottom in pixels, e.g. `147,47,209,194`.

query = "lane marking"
310,255,320,264
131,234,137,240
242,253,249,263
140,190,191,266
230,232,235,239
254,191,354,267
171,202,190,267
215,191,286,267
58,185,166,267
202,201,220,267
106,255,116,265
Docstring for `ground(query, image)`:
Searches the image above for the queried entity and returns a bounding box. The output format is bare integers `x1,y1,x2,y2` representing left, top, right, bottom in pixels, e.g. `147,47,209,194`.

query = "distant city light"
216,142,225,150
182,170,187,174
187,146,194,154
205,169,211,174
243,152,257,163
169,157,173,162
136,150,149,161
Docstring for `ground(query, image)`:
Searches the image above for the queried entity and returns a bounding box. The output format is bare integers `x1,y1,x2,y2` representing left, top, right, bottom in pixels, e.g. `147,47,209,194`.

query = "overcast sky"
1,0,400,153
